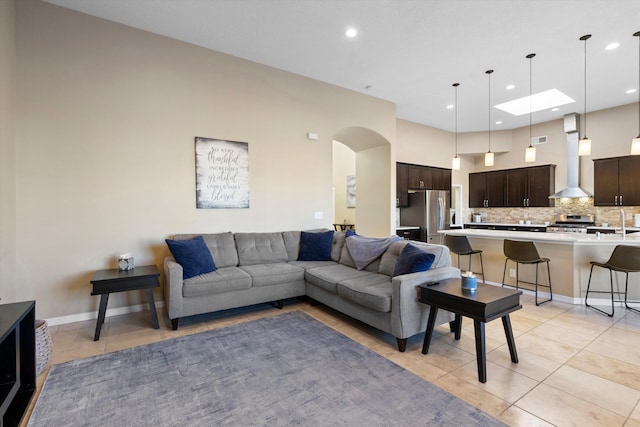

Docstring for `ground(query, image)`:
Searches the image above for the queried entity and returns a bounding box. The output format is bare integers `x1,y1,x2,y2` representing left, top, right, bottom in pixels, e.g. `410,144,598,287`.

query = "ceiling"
44,0,640,133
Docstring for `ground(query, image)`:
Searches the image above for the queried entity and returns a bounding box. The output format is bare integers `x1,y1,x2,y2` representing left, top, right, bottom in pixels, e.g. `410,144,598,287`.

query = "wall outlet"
314,211,323,220
509,268,516,278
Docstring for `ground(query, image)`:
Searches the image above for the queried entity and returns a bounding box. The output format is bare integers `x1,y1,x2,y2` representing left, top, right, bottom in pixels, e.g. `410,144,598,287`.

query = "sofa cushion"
337,275,393,313
235,232,288,265
392,243,436,277
305,264,372,294
174,232,238,268
239,263,304,287
298,231,334,261
379,241,450,276
165,236,217,279
182,267,251,297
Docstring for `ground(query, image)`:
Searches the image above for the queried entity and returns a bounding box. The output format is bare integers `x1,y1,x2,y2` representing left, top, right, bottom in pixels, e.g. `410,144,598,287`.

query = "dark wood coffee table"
90,265,160,341
416,278,522,383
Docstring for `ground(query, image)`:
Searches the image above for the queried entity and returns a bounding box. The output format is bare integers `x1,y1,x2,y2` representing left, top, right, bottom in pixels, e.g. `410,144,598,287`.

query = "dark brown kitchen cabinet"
469,171,506,207
593,156,640,206
396,163,409,207
408,165,432,189
505,165,555,207
396,162,451,207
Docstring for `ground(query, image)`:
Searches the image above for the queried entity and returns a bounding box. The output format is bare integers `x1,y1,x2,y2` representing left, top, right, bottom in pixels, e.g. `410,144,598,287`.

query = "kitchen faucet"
621,208,626,237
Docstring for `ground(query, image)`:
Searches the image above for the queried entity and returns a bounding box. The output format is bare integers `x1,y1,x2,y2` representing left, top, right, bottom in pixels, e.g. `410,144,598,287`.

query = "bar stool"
502,239,552,306
585,245,640,317
445,234,485,284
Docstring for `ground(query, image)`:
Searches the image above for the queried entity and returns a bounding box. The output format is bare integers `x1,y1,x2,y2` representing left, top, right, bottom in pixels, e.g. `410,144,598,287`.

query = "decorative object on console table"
0,300,36,427
90,265,160,341
118,252,134,271
195,137,249,209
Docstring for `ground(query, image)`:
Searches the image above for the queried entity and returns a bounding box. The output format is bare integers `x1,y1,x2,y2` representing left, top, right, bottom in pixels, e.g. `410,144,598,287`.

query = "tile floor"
22,294,640,427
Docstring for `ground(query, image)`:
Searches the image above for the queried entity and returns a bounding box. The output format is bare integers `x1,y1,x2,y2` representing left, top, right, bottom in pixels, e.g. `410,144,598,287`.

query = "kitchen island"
443,228,640,304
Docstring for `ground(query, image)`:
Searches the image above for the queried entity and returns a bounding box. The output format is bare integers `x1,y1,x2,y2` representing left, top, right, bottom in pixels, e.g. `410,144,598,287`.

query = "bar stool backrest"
503,239,541,263
606,245,640,272
445,235,473,255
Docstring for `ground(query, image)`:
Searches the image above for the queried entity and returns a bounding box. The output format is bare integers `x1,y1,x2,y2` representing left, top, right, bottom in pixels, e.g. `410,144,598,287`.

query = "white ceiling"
44,0,640,133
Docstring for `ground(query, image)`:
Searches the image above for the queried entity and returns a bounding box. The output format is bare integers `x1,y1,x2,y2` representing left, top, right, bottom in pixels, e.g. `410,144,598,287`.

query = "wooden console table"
91,265,160,341
417,279,522,383
0,300,36,427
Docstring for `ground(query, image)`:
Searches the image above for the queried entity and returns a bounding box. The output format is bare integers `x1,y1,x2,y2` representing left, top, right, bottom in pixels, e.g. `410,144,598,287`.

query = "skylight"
494,89,575,116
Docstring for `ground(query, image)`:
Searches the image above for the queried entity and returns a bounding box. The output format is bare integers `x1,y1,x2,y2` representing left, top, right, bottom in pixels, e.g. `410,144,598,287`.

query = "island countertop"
439,228,640,303
444,228,640,245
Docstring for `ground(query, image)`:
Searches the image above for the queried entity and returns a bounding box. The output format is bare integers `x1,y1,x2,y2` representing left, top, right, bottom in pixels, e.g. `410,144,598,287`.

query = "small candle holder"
461,271,477,293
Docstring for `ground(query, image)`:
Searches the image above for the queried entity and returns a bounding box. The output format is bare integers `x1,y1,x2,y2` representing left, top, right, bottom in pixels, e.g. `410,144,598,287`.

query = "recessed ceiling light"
605,42,620,50
626,88,637,94
494,89,575,116
495,121,503,125
506,84,515,90
345,28,357,38
446,104,454,109
551,107,559,111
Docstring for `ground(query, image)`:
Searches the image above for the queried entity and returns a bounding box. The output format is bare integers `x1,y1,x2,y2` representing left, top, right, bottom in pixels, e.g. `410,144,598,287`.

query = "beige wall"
0,0,16,302
10,0,396,319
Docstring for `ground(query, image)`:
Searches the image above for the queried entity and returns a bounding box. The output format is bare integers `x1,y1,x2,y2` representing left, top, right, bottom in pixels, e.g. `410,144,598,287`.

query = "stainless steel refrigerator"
400,190,450,244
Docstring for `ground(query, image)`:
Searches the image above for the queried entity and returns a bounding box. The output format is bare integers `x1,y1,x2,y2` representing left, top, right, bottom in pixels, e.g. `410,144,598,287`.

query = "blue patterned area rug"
29,311,506,426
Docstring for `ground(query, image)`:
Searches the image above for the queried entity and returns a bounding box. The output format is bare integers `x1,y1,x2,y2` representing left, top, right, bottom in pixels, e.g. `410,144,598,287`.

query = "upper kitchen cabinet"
469,170,506,208
396,162,452,207
396,162,409,207
408,164,432,189
593,156,640,206
505,165,556,207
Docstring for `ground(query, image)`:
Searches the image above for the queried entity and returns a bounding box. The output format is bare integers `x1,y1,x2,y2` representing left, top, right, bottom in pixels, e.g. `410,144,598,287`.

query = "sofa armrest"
163,256,184,320
390,266,460,338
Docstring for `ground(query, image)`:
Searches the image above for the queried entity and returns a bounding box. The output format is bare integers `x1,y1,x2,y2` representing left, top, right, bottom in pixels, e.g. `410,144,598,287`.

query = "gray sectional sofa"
164,230,460,351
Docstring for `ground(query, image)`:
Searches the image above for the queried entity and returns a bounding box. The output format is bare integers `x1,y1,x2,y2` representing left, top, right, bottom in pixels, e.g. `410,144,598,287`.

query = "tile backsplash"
466,198,640,227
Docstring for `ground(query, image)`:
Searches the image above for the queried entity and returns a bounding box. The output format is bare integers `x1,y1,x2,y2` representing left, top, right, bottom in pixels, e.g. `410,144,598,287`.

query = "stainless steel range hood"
549,113,592,199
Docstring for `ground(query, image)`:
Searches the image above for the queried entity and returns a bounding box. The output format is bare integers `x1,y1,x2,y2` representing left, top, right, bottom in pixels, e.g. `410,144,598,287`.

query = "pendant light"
631,31,640,155
452,83,461,170
578,34,592,156
525,53,537,162
484,70,494,167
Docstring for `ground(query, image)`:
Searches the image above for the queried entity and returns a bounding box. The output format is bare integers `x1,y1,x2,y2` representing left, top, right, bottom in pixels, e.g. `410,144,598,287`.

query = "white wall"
9,0,396,318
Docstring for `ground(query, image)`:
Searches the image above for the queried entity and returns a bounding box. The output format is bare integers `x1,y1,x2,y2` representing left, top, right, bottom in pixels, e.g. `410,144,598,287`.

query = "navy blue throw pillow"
392,243,436,277
345,229,357,238
298,231,334,261
165,235,217,279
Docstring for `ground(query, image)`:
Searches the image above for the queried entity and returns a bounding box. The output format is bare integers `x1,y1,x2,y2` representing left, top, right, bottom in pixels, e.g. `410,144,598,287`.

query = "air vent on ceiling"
530,135,548,145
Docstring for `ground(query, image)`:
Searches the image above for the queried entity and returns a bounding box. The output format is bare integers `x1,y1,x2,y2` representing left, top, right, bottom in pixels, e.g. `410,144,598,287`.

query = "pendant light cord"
453,83,459,156
527,53,535,143
580,35,591,138
486,70,493,152
636,31,640,137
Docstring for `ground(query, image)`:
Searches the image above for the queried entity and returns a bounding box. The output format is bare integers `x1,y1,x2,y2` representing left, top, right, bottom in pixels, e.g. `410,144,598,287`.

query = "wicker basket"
35,319,53,375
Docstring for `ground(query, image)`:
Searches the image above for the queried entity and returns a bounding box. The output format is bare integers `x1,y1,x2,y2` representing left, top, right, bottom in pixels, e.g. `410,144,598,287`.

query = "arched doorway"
332,127,393,237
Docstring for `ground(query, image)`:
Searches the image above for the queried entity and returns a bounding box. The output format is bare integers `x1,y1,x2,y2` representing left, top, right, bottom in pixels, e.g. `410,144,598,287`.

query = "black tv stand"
0,301,36,427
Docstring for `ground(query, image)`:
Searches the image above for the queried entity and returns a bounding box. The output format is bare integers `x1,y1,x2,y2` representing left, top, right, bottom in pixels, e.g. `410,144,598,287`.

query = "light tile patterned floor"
22,295,640,427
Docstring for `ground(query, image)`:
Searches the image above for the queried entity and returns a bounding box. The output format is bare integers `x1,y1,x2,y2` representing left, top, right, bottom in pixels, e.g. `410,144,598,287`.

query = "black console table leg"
146,288,160,329
502,315,519,363
94,293,109,341
421,307,439,354
473,319,487,383
454,314,463,340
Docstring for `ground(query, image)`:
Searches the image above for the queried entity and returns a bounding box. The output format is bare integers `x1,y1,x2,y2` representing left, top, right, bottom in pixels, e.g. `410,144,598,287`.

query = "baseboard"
45,301,165,326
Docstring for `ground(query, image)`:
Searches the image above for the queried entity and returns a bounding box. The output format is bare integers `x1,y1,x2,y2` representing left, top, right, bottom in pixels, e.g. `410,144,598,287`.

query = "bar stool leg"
585,265,614,317
479,253,486,284
624,272,640,314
